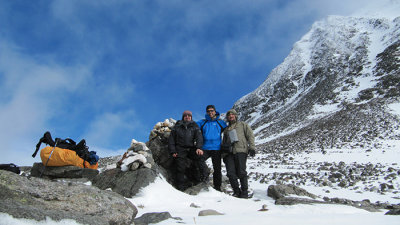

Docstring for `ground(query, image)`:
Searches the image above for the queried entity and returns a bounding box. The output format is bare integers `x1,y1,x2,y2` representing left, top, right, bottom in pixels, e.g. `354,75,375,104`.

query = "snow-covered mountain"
234,5,400,154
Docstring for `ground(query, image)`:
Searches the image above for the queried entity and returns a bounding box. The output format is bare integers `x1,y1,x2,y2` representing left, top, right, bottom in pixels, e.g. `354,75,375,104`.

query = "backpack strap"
200,119,224,134
200,119,208,134
33,131,55,158
215,120,225,132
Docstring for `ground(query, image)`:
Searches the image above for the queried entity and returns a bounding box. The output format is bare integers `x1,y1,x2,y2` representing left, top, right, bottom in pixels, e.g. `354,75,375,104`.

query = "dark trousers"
201,150,222,189
174,150,203,190
223,153,248,193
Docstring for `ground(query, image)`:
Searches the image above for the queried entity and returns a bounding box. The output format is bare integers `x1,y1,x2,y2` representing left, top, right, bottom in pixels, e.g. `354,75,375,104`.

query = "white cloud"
83,110,143,148
0,40,92,165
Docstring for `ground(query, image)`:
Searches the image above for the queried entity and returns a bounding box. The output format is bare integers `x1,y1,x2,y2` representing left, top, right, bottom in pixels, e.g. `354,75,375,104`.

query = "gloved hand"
248,149,256,157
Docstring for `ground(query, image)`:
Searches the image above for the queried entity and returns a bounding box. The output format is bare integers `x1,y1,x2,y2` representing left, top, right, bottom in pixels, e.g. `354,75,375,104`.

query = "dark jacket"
168,120,203,154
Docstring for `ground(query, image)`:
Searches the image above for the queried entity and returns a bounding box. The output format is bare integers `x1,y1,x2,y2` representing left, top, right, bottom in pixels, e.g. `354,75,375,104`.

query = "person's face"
227,113,236,122
183,114,192,121
207,108,216,118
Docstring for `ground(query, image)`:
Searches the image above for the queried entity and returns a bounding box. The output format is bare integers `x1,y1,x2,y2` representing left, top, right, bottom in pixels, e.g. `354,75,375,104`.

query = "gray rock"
267,184,317,200
198,209,224,216
134,211,182,225
385,209,400,215
92,167,158,198
30,162,99,180
0,170,137,225
184,182,210,195
275,197,327,205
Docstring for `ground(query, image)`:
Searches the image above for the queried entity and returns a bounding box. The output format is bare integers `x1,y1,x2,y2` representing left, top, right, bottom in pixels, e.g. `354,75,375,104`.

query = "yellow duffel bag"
40,146,98,169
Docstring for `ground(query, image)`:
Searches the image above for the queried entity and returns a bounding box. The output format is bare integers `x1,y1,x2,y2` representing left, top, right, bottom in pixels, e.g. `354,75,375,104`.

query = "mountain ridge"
233,11,400,153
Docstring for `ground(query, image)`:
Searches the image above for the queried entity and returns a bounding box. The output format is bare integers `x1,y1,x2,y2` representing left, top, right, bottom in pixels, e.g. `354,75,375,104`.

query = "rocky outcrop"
30,162,99,180
92,139,159,198
267,184,317,200
148,119,209,191
92,167,158,198
267,184,399,212
134,212,182,225
0,170,137,225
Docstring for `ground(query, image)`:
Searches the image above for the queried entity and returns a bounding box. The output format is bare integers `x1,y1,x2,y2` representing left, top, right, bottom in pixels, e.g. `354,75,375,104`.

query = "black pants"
223,153,248,193
174,150,204,190
201,150,222,189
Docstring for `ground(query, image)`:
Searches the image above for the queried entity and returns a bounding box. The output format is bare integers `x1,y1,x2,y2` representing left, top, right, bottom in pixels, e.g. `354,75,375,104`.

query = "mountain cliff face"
234,12,400,154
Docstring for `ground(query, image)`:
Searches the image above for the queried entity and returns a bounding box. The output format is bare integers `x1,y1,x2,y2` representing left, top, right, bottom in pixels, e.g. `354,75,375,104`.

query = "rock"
134,212,182,225
267,184,317,200
147,119,209,190
385,209,400,215
117,139,156,172
198,209,224,216
275,197,327,205
184,182,210,195
30,163,99,180
92,167,158,198
190,203,201,208
258,204,269,211
0,170,137,225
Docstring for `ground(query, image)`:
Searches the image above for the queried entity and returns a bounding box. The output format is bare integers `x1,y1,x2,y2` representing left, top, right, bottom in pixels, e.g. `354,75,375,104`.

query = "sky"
0,0,387,166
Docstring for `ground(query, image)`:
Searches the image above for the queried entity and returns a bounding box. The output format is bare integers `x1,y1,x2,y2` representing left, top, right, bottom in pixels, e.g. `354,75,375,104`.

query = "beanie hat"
227,109,238,116
182,110,192,119
206,105,216,111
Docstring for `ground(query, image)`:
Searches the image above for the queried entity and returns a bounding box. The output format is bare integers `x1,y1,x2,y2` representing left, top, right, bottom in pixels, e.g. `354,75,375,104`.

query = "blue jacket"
197,112,227,150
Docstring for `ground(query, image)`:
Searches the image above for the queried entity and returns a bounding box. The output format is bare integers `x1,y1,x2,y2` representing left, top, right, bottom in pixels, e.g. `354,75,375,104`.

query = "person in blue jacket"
197,105,227,191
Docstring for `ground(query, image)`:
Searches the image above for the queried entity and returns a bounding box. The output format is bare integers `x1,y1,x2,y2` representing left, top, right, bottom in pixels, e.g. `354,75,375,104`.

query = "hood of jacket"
204,111,221,121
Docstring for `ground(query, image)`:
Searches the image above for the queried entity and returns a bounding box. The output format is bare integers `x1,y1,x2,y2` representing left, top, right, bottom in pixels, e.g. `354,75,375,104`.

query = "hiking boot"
239,191,249,199
232,191,241,198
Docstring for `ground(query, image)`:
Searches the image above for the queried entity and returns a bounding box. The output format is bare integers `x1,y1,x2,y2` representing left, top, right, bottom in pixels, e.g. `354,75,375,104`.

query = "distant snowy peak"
238,13,399,103
234,4,400,153
352,0,400,20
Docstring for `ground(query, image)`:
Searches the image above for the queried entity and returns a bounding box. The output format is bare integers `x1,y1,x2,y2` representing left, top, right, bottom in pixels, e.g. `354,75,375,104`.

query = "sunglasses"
207,110,215,113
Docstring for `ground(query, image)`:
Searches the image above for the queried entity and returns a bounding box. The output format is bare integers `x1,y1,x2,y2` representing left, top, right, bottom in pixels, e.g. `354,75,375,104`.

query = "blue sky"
0,0,374,165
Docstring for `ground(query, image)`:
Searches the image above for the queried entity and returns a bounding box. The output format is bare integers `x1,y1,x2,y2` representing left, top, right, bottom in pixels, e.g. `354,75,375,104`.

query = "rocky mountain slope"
233,12,400,154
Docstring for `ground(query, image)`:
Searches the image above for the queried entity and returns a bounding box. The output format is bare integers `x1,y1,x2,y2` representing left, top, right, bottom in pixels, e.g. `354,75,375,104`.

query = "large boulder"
0,170,137,225
267,184,317,200
92,167,158,198
30,163,99,180
134,212,182,225
92,139,159,198
147,119,208,190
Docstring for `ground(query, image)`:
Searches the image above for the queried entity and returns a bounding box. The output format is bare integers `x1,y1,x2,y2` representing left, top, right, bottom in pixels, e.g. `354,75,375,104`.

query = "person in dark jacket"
196,105,227,191
169,110,204,191
221,109,255,198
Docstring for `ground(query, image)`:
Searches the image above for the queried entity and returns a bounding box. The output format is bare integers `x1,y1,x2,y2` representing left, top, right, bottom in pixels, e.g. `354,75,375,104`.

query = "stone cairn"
117,139,153,172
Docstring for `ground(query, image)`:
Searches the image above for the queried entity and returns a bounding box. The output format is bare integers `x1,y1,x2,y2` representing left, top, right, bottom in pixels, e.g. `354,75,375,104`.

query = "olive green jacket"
222,120,255,154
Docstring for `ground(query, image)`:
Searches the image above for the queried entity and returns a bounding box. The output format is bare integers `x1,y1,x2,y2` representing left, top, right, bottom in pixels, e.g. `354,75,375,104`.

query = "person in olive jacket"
221,109,255,198
168,110,204,191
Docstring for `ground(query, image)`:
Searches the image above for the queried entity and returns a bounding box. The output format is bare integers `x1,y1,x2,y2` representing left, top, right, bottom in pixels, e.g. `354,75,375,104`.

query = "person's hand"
248,149,255,157
196,149,204,156
172,153,178,158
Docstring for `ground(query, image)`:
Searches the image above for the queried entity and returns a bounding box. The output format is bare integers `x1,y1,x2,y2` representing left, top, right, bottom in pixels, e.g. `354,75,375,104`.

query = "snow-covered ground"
2,139,399,225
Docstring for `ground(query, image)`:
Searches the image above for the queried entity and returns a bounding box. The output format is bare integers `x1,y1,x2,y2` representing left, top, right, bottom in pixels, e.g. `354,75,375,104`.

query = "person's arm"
244,122,256,156
194,125,204,155
168,129,178,157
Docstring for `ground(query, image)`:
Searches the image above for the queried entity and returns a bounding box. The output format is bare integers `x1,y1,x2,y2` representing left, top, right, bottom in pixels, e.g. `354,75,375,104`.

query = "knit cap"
182,110,192,119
